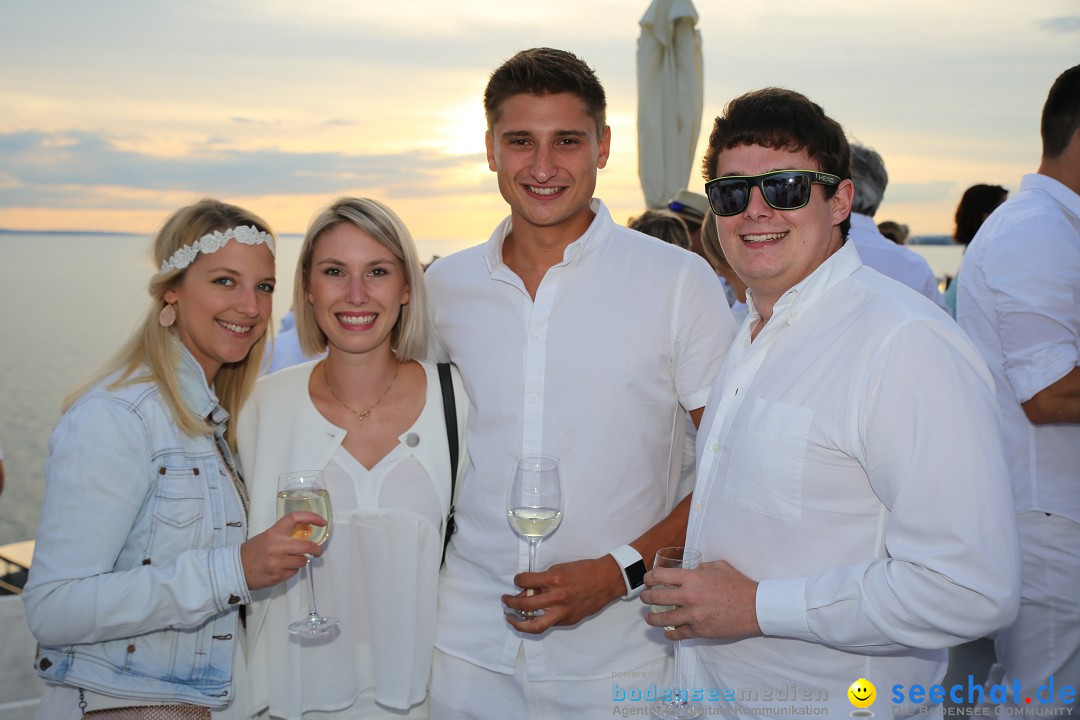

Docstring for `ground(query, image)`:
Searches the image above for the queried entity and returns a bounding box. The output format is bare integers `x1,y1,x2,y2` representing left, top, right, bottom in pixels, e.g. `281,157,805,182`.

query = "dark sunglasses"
705,170,841,216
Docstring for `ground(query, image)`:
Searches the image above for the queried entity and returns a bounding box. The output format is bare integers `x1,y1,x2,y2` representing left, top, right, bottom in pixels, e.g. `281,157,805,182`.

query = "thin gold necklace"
324,361,399,422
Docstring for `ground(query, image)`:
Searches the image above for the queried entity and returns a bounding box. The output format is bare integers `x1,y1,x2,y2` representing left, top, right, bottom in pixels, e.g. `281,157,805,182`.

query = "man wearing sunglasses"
642,87,1020,717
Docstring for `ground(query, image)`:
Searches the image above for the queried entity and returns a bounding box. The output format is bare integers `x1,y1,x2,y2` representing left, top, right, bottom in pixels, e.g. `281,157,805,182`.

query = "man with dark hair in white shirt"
642,86,1021,718
957,64,1080,713
425,47,737,718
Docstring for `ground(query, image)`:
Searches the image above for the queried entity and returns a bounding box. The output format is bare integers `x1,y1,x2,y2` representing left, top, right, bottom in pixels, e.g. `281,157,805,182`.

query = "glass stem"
673,638,683,704
528,538,539,573
304,554,320,620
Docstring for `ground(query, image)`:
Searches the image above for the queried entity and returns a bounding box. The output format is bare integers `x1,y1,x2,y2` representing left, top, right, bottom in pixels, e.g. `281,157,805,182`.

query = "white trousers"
429,646,672,720
990,511,1080,709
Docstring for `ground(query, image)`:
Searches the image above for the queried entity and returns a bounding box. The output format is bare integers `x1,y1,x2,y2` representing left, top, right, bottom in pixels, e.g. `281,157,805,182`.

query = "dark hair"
1041,64,1080,159
953,184,1008,246
702,87,852,238
627,209,691,250
484,47,607,135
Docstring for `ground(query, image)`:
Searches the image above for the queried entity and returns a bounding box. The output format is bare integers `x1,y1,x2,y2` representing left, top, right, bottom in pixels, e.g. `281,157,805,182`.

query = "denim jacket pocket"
722,398,812,520
149,462,206,553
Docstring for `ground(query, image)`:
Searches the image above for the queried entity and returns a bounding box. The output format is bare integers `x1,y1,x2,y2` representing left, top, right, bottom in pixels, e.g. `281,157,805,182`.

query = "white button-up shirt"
427,199,736,680
849,212,947,310
687,241,1019,717
957,173,1080,524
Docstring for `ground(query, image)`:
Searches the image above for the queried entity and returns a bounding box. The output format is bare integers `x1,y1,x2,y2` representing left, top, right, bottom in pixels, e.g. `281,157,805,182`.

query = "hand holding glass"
506,455,563,620
277,470,338,637
651,547,703,719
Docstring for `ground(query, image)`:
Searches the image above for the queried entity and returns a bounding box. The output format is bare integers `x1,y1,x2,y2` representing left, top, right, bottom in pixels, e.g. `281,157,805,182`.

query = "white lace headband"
159,225,276,273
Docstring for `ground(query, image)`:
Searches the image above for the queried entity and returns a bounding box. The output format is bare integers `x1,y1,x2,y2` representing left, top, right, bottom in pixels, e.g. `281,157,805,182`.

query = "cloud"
1036,16,1080,34
0,130,487,207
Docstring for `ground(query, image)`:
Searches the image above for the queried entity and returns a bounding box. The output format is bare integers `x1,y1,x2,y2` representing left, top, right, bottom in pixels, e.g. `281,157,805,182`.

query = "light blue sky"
0,0,1076,245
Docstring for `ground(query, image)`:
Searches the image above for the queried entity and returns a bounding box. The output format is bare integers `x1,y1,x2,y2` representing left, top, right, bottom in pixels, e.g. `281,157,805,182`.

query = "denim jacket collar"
173,338,229,433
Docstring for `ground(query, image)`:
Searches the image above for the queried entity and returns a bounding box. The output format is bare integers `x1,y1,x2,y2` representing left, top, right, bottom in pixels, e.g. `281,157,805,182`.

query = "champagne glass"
651,546,703,720
506,454,563,620
277,470,338,637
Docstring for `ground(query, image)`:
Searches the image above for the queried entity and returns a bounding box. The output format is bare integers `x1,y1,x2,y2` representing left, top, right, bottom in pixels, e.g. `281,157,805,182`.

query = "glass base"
506,607,545,621
651,699,704,719
288,614,339,638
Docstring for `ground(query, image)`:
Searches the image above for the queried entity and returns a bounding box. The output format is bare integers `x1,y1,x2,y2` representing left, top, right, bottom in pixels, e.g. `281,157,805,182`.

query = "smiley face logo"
848,678,876,709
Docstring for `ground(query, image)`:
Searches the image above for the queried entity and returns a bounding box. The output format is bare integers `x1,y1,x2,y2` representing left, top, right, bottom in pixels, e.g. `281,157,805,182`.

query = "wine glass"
505,454,563,620
651,546,704,720
277,470,339,637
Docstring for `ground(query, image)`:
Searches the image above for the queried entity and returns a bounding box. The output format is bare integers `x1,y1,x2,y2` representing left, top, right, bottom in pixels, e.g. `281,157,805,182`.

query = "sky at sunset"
1,0,1077,254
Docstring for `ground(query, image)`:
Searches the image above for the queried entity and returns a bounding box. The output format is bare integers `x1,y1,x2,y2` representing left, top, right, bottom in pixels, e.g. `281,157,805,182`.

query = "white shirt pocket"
722,398,812,519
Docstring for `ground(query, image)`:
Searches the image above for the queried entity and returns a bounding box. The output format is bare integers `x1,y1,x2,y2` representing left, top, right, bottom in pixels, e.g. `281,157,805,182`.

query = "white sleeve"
672,255,738,412
981,216,1080,403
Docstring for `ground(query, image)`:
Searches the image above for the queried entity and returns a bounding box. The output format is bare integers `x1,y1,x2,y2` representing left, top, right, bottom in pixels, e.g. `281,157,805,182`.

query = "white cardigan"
236,359,468,716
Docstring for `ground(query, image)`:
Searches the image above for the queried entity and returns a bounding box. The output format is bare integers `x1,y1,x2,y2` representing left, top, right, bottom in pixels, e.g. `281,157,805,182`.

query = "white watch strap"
609,544,645,599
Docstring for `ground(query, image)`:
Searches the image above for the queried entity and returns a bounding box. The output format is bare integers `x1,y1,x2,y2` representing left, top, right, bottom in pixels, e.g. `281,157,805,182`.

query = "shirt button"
228,595,241,605
711,443,719,453
528,395,538,404
693,502,702,512
405,433,420,447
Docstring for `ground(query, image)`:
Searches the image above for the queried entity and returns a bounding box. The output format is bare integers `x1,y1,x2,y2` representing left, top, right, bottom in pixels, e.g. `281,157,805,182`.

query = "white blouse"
239,361,466,720
266,445,441,719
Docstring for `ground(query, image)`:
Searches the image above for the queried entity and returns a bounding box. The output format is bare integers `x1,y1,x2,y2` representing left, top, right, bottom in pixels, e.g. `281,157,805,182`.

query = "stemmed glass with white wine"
277,470,338,637
505,454,563,620
651,546,704,719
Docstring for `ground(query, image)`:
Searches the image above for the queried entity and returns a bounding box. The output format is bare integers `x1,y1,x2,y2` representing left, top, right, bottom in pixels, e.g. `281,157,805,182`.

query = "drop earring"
159,303,177,327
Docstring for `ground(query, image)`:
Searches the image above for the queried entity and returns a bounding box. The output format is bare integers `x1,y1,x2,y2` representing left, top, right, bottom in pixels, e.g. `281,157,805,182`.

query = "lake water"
0,231,464,546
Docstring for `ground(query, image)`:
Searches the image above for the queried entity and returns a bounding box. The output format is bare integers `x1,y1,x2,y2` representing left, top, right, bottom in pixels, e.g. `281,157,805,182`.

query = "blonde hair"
65,199,276,453
294,197,427,361
699,210,733,273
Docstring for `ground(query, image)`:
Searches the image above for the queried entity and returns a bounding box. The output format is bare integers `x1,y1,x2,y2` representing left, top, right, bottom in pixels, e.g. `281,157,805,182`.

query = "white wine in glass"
277,470,338,638
506,454,563,620
651,546,703,719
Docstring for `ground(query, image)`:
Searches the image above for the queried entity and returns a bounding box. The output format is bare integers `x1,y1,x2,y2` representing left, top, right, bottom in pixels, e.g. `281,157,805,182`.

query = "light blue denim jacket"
23,344,251,708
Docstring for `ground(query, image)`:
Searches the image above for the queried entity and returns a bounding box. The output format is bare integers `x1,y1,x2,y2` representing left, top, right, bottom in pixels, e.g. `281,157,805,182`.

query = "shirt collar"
172,337,229,430
482,198,611,275
746,241,863,328
1021,173,1080,218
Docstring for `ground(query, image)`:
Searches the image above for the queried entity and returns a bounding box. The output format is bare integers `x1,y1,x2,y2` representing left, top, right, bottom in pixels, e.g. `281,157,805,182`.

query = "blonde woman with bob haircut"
25,199,325,720
239,197,468,720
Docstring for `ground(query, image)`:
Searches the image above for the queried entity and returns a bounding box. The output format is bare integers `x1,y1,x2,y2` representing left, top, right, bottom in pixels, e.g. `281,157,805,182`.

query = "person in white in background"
847,143,948,310
957,64,1080,713
425,47,736,718
643,87,1020,718
262,309,327,375
0,436,5,498
239,197,467,719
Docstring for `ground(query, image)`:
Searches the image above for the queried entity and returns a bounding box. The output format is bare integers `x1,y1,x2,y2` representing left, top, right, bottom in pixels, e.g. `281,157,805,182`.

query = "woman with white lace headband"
24,198,321,720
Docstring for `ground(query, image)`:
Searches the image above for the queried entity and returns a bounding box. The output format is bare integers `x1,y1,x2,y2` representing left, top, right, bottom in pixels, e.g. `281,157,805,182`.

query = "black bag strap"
438,363,458,565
